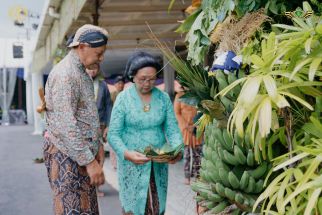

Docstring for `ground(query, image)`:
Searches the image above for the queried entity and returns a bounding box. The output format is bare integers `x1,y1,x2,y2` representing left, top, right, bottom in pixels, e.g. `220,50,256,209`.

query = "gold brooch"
143,104,151,112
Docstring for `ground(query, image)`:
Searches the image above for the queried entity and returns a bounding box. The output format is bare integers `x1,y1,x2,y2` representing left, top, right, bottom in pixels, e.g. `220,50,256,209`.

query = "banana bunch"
215,70,243,113
192,121,270,214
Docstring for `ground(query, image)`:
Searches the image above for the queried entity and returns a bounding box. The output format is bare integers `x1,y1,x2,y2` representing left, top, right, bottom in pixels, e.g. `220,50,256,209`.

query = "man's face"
79,44,106,68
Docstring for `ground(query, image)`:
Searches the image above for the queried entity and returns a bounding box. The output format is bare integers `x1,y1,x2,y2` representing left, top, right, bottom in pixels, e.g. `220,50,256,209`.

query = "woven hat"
67,24,108,48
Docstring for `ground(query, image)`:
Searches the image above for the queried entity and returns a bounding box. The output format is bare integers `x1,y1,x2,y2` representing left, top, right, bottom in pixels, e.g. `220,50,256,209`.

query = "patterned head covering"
67,24,108,48
124,51,161,82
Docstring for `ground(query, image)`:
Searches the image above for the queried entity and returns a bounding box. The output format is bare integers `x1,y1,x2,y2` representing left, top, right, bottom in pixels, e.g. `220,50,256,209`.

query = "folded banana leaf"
143,144,184,158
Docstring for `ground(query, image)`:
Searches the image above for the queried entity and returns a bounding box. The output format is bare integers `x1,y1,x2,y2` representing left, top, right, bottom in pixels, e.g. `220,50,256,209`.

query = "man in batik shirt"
44,24,108,215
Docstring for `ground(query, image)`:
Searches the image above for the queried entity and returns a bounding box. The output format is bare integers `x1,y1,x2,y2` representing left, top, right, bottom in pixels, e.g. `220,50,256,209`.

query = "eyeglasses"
136,77,156,84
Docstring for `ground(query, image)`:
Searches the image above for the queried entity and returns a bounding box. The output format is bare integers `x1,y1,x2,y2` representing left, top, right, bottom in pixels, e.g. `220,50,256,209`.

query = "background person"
174,90,203,185
86,63,112,197
109,75,125,170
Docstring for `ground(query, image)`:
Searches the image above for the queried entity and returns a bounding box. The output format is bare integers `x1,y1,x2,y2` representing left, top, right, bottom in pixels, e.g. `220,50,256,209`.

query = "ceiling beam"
83,2,189,13
109,32,183,40
106,44,158,50
99,18,181,26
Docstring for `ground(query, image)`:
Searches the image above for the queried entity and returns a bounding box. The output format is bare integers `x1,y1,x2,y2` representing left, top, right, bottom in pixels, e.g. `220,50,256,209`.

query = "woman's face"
133,67,157,94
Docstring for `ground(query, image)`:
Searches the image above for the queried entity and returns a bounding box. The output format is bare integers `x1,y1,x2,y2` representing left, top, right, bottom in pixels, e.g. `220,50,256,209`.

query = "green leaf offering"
143,144,184,163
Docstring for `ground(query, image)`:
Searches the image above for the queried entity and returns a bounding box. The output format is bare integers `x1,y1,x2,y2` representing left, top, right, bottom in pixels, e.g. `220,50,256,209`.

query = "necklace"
143,103,151,112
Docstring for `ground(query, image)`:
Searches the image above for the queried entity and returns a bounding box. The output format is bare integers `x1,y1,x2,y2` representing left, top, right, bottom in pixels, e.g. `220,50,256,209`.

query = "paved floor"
104,148,197,215
0,125,197,215
0,125,120,215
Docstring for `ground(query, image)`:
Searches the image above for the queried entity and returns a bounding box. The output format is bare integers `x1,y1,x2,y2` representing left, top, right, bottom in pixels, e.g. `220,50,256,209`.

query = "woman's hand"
168,152,183,164
124,151,151,165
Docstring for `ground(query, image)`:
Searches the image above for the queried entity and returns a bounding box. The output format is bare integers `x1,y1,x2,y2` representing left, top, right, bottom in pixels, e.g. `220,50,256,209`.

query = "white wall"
0,38,33,70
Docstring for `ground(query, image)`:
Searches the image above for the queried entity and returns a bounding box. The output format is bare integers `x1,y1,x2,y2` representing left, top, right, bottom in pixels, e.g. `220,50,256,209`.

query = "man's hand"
168,152,183,164
102,127,108,143
86,159,105,186
124,151,150,165
95,144,105,167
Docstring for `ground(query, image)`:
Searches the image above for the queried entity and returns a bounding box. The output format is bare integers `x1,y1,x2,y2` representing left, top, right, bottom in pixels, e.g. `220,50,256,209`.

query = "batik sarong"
43,139,99,215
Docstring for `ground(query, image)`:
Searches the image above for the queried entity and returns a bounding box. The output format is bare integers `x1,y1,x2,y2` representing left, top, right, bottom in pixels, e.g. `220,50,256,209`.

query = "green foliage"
254,115,322,214
176,0,309,66
217,2,322,153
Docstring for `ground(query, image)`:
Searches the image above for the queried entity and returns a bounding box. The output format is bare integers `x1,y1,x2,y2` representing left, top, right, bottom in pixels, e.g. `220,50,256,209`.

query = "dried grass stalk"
210,15,237,44
212,9,270,55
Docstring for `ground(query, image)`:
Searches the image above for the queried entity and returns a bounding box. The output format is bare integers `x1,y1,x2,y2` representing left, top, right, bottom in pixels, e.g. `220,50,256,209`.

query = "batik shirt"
45,50,100,166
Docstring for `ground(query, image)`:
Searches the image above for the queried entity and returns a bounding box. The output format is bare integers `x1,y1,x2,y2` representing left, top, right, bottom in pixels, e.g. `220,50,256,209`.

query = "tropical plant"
162,1,322,214
254,114,322,214
216,2,322,161
174,0,315,66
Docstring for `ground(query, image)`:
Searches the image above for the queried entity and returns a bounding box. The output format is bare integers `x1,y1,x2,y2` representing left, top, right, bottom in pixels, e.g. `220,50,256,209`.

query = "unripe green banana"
222,129,234,152
213,129,225,149
205,201,216,209
198,170,212,184
248,197,256,207
244,132,252,149
219,168,231,187
209,149,219,165
234,145,247,165
207,192,224,202
198,188,213,199
249,161,268,179
240,171,250,190
224,187,236,201
254,179,264,194
206,161,222,183
203,145,212,160
246,149,255,167
245,175,256,193
214,158,230,172
191,181,210,191
235,193,245,205
209,170,222,184
209,138,217,151
223,149,240,165
195,195,205,203
201,158,207,169
209,200,229,214
217,145,225,160
234,129,245,151
215,182,226,197
228,171,240,189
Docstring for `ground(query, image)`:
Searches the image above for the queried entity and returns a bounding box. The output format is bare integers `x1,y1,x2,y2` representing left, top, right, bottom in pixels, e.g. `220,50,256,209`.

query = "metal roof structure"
32,0,189,76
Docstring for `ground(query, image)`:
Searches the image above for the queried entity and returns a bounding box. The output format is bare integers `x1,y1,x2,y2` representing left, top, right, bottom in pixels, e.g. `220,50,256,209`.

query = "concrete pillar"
25,73,34,125
163,55,175,101
31,72,44,135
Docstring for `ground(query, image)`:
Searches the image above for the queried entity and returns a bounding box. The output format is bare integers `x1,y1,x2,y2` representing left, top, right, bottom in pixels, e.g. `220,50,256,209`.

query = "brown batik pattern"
43,139,99,215
184,145,203,179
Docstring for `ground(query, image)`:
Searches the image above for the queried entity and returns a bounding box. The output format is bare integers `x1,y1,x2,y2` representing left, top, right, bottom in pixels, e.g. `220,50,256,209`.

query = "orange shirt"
174,92,203,147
